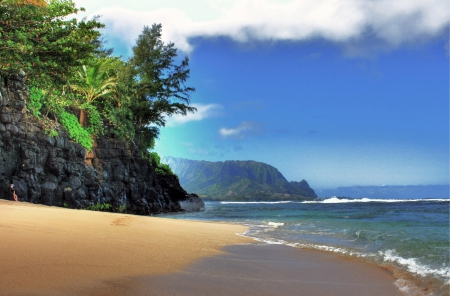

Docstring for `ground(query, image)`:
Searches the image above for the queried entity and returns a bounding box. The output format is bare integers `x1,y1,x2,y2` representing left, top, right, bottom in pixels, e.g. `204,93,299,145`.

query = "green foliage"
0,0,104,87
159,163,175,175
2,2,197,157
102,103,135,141
126,24,196,153
86,202,113,212
29,87,43,118
116,204,127,213
63,202,69,208
45,129,58,137
59,110,92,150
70,57,119,105
143,151,177,178
144,151,161,166
82,104,103,136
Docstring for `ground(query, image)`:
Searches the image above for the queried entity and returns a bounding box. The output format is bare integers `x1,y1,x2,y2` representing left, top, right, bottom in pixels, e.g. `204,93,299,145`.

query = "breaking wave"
303,197,449,204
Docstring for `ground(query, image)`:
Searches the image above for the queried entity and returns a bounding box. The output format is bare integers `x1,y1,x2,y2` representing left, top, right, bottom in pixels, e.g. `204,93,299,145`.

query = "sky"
76,0,449,189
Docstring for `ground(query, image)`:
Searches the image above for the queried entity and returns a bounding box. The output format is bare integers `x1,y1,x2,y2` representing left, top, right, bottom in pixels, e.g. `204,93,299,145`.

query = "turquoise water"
162,198,450,295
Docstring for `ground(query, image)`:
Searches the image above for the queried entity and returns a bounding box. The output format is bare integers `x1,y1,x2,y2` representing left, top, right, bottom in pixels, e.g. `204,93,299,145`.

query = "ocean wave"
303,197,450,204
267,222,284,228
220,201,295,204
242,231,450,287
241,231,450,285
242,232,370,258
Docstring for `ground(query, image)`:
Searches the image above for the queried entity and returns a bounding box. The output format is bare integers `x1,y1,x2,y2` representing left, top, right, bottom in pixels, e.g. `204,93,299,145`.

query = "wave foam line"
303,197,450,204
239,230,450,294
380,250,450,284
221,201,295,204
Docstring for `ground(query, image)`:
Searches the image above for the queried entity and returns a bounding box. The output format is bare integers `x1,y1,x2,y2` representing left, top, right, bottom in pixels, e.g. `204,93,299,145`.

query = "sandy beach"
0,200,402,295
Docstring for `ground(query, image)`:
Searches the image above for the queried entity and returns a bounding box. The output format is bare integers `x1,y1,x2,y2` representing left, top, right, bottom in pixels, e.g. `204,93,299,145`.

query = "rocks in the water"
179,194,205,212
0,72,201,214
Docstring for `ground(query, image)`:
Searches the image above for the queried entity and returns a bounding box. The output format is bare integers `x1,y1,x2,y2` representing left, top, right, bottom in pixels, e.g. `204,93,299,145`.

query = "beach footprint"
111,216,132,226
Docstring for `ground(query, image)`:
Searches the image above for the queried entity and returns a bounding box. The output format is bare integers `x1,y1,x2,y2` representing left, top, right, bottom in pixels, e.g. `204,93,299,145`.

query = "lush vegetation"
0,0,193,177
144,152,177,177
85,202,113,212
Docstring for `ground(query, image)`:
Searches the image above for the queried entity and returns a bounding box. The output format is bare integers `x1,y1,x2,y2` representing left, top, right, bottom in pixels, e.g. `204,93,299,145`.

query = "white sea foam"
267,222,284,228
303,197,450,204
380,250,450,284
221,201,295,204
242,229,450,286
242,229,370,258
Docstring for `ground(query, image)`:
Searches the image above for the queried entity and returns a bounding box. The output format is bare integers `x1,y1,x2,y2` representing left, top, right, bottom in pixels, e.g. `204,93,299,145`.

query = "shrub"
117,204,127,213
59,110,93,150
83,104,104,136
143,151,178,179
86,202,113,211
29,87,43,118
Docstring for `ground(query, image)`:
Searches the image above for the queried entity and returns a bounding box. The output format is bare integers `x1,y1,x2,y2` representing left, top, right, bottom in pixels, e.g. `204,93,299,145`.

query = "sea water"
161,198,450,295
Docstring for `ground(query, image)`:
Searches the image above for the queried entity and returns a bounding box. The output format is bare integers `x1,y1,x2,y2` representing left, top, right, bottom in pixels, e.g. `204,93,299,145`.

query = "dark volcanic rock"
0,72,199,214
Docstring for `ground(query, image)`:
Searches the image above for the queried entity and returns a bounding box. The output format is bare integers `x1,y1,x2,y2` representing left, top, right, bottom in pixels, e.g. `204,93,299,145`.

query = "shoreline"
1,200,403,295
133,244,403,296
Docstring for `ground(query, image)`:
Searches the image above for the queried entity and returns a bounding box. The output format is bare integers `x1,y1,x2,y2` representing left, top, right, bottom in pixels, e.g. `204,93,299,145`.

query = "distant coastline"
316,184,449,199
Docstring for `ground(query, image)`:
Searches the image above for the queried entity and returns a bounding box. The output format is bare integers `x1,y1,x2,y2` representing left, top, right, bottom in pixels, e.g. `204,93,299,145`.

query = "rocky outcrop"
0,72,202,214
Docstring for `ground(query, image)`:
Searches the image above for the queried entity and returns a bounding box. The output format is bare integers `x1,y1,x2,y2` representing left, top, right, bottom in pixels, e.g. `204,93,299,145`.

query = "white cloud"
219,121,261,139
85,0,449,54
166,103,223,126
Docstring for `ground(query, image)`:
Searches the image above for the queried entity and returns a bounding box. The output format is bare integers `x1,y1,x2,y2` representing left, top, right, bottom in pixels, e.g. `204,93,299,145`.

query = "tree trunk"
79,109,86,126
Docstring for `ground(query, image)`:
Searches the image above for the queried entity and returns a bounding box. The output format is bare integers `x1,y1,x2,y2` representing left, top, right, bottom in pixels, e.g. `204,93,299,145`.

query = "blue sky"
77,0,449,189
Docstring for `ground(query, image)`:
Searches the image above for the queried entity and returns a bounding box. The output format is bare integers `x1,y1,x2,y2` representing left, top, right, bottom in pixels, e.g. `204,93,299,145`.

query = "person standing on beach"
10,184,18,201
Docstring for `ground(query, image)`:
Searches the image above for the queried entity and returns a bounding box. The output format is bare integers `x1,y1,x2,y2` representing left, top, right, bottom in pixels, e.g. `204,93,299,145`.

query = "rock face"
162,157,317,201
0,72,202,214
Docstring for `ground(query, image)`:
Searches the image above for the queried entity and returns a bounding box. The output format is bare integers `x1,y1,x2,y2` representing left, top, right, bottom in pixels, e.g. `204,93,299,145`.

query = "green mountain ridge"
162,157,317,201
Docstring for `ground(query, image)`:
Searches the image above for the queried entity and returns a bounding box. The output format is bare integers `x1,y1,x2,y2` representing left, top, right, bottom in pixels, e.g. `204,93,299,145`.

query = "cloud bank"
89,0,449,54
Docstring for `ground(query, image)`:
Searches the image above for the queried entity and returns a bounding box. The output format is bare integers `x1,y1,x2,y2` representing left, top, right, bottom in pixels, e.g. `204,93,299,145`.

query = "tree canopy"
0,0,103,87
127,24,196,152
1,0,196,157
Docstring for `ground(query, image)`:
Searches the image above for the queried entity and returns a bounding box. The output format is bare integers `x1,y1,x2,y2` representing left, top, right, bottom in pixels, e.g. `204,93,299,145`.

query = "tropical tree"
69,57,119,126
127,24,196,153
0,0,103,88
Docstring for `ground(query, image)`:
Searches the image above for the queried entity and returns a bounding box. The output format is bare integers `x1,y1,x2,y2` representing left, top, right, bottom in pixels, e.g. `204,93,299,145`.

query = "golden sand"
0,200,252,294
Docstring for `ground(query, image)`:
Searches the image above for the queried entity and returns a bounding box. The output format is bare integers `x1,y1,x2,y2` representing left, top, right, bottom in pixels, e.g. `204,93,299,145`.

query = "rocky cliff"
0,72,203,214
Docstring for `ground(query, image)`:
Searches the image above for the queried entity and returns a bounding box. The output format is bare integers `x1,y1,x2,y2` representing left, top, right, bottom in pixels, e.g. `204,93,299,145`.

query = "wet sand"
120,244,403,296
0,200,402,295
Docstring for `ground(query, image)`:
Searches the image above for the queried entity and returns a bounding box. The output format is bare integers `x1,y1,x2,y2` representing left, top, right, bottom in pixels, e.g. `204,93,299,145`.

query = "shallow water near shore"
161,198,450,295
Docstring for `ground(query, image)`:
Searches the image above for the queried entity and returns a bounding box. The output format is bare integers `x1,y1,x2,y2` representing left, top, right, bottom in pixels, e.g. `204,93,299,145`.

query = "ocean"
161,198,450,295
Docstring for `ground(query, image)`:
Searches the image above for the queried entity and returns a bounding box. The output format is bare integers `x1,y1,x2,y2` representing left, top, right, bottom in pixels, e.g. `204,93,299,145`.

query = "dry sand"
0,200,402,296
0,200,251,295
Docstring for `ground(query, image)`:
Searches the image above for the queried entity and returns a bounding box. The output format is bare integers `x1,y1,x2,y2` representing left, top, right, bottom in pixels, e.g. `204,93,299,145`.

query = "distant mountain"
315,185,449,199
162,157,317,201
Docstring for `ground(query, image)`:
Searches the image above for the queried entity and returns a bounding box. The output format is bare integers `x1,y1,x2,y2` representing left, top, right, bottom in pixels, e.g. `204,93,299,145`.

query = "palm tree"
70,58,118,126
